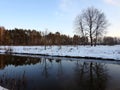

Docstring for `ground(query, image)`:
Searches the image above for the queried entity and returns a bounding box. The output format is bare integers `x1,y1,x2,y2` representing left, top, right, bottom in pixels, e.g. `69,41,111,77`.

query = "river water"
0,54,120,90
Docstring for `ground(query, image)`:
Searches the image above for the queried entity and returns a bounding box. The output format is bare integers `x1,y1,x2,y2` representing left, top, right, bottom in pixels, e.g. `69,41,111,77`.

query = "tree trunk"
90,62,93,90
94,35,97,46
90,34,93,46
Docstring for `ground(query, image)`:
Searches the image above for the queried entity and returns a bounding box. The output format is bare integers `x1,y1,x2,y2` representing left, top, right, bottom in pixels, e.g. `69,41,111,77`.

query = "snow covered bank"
0,86,8,90
0,45,120,60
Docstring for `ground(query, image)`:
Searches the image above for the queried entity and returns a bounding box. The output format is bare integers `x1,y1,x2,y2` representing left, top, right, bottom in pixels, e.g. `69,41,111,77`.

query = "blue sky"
0,0,120,37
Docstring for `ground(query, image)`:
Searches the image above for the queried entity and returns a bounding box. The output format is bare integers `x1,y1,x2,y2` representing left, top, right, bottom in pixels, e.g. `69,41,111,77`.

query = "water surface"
0,54,120,90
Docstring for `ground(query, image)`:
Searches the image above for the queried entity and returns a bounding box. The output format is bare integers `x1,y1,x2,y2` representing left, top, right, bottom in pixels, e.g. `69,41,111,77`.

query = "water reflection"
0,54,40,69
41,58,52,78
74,61,108,90
0,54,119,90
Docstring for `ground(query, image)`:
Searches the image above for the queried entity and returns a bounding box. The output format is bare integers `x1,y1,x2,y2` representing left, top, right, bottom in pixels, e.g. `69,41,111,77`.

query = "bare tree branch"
74,7,109,46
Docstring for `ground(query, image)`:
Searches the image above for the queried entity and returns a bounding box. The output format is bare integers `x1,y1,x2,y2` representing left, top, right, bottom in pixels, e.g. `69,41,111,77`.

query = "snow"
0,45,120,60
0,86,8,90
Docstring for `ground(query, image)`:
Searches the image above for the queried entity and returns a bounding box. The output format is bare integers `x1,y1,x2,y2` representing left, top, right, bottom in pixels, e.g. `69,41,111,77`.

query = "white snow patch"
0,86,8,90
0,45,120,60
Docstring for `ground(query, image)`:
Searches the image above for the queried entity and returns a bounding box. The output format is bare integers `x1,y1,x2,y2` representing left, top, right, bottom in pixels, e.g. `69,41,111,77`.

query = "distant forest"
0,26,120,45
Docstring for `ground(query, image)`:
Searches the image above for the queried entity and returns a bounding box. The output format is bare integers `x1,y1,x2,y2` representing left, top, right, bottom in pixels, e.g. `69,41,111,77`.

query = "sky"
0,0,120,37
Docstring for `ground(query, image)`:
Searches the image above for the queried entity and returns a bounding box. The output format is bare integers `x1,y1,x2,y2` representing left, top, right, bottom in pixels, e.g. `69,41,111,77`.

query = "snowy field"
0,45,120,60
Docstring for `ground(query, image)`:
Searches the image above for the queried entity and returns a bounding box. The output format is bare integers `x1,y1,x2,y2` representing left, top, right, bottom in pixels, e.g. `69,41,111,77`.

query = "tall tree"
0,26,5,45
74,7,108,46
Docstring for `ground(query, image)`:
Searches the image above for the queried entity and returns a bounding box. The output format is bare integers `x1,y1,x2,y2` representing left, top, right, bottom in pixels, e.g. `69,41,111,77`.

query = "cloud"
104,0,120,6
59,0,75,12
55,0,77,17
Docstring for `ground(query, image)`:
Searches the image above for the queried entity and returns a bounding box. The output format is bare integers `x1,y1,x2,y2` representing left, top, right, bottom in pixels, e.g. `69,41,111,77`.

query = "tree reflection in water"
0,70,27,90
0,54,109,90
0,54,41,90
41,58,53,78
74,61,108,90
56,59,64,79
0,54,41,68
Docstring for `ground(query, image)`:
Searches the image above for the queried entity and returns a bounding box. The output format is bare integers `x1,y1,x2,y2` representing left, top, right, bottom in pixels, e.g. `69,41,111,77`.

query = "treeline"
0,26,120,45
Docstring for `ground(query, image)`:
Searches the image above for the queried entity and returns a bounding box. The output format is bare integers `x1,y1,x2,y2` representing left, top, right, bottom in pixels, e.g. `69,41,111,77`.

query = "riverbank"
0,45,120,60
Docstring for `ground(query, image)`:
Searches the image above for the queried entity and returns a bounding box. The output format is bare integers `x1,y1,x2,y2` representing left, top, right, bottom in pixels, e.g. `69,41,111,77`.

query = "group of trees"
0,27,84,45
0,26,120,46
0,7,119,46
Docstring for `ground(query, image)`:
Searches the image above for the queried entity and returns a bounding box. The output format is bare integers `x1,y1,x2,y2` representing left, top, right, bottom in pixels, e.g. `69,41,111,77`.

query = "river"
0,54,120,90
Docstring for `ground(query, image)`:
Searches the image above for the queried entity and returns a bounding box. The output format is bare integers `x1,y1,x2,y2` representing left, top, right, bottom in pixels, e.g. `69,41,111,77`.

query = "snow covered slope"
0,45,120,60
0,86,8,90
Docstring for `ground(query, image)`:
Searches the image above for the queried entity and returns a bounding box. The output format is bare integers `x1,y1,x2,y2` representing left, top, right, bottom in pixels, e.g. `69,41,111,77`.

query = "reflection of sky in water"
0,54,120,90
106,64,120,90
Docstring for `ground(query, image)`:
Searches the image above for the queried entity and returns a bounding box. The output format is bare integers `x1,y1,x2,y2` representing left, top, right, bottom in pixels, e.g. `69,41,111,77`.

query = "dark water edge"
1,51,118,61
0,54,120,90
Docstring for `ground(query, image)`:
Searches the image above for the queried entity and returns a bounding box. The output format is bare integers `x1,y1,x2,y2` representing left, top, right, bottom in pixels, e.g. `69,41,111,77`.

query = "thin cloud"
59,0,75,12
54,0,72,18
60,0,72,11
104,0,120,6
55,0,77,17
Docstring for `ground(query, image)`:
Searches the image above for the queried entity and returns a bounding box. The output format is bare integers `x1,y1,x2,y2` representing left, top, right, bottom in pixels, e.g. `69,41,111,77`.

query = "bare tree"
42,29,49,50
0,26,5,45
74,7,108,46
